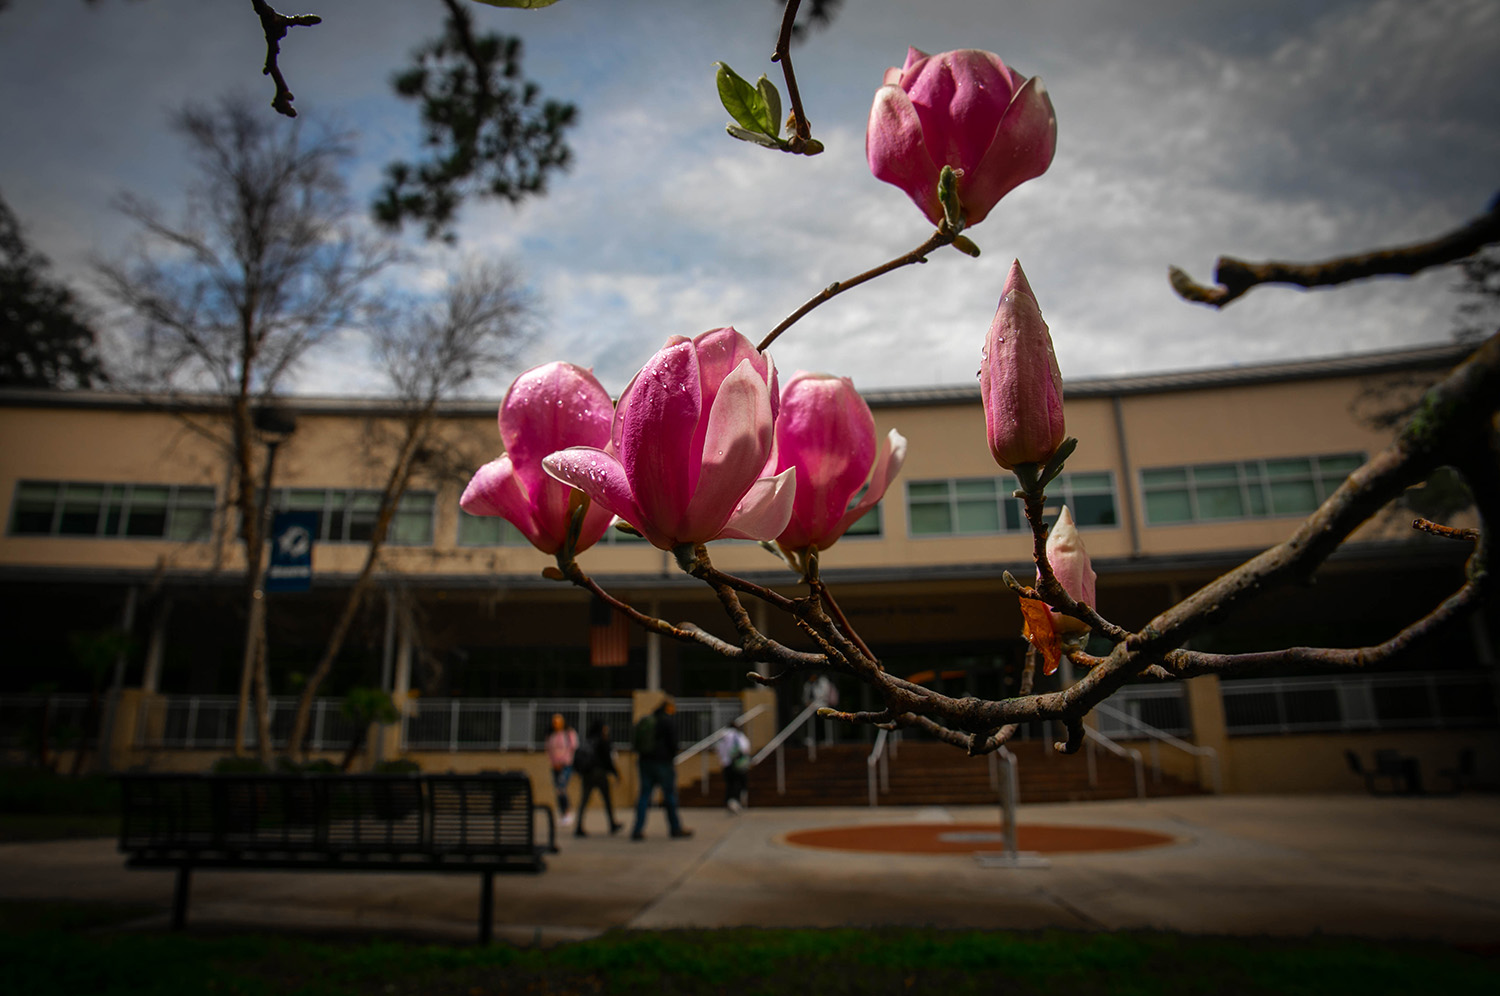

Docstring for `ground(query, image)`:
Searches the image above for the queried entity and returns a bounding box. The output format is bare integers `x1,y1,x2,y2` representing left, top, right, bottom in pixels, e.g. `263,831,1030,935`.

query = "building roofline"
0,340,1474,415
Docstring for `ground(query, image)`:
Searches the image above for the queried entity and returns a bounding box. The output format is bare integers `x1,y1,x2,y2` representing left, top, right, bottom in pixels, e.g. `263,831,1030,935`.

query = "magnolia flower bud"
1041,505,1097,638
980,259,1065,471
867,47,1057,229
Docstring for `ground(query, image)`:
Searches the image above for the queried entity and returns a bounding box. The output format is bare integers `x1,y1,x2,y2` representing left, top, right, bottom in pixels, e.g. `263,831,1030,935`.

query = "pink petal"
716,468,797,542
832,428,908,546
499,362,613,500
616,338,702,536
460,455,551,552
776,373,876,550
867,83,942,226
679,358,775,543
543,446,665,548
902,49,1018,178
962,76,1057,226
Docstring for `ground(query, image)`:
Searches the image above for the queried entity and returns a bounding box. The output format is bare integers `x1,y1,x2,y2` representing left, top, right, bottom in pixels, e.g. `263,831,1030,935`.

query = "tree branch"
1168,198,1500,308
249,1,322,118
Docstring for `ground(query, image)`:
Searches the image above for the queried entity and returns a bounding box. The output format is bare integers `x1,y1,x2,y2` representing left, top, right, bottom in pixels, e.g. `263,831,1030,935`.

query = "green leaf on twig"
716,62,780,141
1038,437,1079,490
727,125,784,150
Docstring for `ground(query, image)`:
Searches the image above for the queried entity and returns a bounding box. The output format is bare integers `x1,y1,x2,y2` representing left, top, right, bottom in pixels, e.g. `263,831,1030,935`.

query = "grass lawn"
1,900,1495,996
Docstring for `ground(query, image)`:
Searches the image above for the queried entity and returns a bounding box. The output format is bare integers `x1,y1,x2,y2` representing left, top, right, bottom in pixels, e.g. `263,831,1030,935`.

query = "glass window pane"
168,507,213,541
59,484,105,535
288,489,325,510
955,499,1000,534
1067,472,1112,492
1145,490,1192,523
501,520,533,545
458,512,501,546
399,492,435,513
907,481,949,499
10,482,58,534
389,510,431,545
1246,484,1268,517
1269,480,1318,515
1196,485,1244,519
1317,454,1364,475
125,486,169,537
953,478,996,498
1073,493,1117,527
1193,464,1240,484
1142,468,1187,487
909,503,953,535
842,504,881,537
349,492,382,512
1264,458,1312,478
1004,500,1023,531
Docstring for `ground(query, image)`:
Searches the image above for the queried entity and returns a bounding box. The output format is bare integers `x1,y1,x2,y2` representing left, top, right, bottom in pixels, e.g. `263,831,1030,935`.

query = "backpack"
572,738,596,775
632,713,657,755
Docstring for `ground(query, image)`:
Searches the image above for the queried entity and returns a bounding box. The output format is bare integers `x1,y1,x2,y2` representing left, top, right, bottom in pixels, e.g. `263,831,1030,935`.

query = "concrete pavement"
2,793,1498,946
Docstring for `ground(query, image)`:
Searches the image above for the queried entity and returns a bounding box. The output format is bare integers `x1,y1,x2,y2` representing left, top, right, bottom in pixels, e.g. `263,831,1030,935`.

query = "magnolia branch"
771,0,815,153
759,229,956,351
249,1,322,118
1168,198,1500,308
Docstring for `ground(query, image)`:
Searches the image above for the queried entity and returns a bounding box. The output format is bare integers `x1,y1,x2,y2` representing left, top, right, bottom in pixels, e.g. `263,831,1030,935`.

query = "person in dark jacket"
630,699,693,841
573,719,622,837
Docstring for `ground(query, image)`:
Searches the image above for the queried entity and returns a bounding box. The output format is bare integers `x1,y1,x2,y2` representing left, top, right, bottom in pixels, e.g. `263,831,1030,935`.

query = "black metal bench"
118,772,556,944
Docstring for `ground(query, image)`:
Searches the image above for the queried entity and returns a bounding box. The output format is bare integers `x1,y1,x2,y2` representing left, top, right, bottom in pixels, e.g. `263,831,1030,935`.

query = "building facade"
1,342,1494,792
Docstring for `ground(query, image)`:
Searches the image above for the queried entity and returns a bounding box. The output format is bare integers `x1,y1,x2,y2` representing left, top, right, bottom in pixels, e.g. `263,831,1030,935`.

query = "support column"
381,593,414,761
97,586,139,772
646,597,662,692
1184,674,1229,792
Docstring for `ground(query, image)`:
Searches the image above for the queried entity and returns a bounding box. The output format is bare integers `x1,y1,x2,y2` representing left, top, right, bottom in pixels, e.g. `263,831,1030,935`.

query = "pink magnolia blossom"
867,47,1056,228
459,361,615,555
774,372,906,555
1040,505,1097,638
980,259,1065,470
543,328,795,552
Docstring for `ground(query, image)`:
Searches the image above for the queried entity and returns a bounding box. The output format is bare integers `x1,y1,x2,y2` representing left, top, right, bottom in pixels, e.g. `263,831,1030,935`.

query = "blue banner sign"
266,511,317,592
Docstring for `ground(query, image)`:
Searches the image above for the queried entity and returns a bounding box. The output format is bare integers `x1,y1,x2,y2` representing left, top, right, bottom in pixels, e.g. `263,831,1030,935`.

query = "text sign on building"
266,511,317,592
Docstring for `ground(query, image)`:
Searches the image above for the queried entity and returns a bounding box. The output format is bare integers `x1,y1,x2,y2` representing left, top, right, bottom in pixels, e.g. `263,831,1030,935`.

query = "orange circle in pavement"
782,823,1177,855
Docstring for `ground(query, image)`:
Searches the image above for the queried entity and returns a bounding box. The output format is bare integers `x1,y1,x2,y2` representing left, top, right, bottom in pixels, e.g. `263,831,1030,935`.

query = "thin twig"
249,1,322,118
1168,199,1500,308
771,0,813,152
1413,518,1481,542
758,229,955,351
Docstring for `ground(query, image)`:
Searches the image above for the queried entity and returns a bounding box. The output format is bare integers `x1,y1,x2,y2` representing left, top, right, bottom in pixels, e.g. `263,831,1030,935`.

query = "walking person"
630,698,693,841
545,712,578,827
715,718,752,813
573,719,622,837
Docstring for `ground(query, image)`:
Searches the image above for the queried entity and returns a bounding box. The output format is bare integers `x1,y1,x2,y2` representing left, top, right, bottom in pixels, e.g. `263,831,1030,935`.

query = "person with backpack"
572,719,622,837
714,717,752,813
629,698,693,841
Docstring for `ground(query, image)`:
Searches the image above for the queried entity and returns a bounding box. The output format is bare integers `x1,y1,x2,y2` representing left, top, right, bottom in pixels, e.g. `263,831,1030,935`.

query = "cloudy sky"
1,0,1496,397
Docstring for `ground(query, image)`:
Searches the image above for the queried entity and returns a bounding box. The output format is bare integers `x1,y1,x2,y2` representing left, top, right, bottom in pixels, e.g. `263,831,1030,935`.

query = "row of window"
5,454,1365,546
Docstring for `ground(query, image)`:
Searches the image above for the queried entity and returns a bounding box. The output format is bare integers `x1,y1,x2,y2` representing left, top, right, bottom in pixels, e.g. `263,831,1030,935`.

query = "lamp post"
233,405,297,762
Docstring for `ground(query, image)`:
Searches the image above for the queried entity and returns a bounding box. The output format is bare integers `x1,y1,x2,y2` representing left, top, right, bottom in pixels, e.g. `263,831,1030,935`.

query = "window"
269,488,435,545
906,472,1117,537
8,481,216,541
842,502,882,538
1140,453,1364,525
457,510,650,547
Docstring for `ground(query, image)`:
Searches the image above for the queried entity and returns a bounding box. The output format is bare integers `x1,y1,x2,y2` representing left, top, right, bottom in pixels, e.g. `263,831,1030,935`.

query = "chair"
1436,748,1476,795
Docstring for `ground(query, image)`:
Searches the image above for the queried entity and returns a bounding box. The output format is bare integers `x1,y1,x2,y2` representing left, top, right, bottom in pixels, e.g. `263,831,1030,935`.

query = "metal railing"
1094,684,1191,738
752,700,823,796
401,698,636,752
1083,726,1146,799
675,704,769,795
130,695,359,751
1094,700,1221,793
866,728,898,807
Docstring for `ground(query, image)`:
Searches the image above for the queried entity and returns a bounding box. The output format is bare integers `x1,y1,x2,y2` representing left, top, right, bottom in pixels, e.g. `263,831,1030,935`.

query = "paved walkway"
3,794,1499,946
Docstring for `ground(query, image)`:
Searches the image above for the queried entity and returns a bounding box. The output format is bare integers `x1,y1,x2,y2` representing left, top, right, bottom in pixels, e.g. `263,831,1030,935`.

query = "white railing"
128,694,360,751
401,697,636,751
752,700,823,796
0,694,93,748
1095,684,1191,738
1083,726,1146,799
866,728,898,807
1094,700,1221,793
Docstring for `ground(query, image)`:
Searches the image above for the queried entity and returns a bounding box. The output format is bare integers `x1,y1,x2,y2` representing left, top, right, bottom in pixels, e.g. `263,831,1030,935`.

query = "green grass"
1,901,1494,996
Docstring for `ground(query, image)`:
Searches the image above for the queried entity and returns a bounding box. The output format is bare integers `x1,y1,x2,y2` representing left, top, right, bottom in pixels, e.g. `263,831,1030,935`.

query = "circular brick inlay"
783,822,1176,855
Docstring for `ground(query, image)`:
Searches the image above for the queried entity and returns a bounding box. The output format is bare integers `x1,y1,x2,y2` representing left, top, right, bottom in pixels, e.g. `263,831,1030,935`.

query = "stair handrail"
1092,701,1221,793
1083,725,1147,799
866,728,893,807
675,703,769,767
751,700,825,796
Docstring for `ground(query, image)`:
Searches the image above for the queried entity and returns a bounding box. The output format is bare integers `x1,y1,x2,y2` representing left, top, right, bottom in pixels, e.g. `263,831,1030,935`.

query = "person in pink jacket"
545,713,579,827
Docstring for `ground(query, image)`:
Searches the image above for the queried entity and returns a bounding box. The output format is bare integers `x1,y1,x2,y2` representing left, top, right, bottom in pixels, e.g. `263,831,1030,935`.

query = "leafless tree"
97,95,393,763
283,260,532,760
